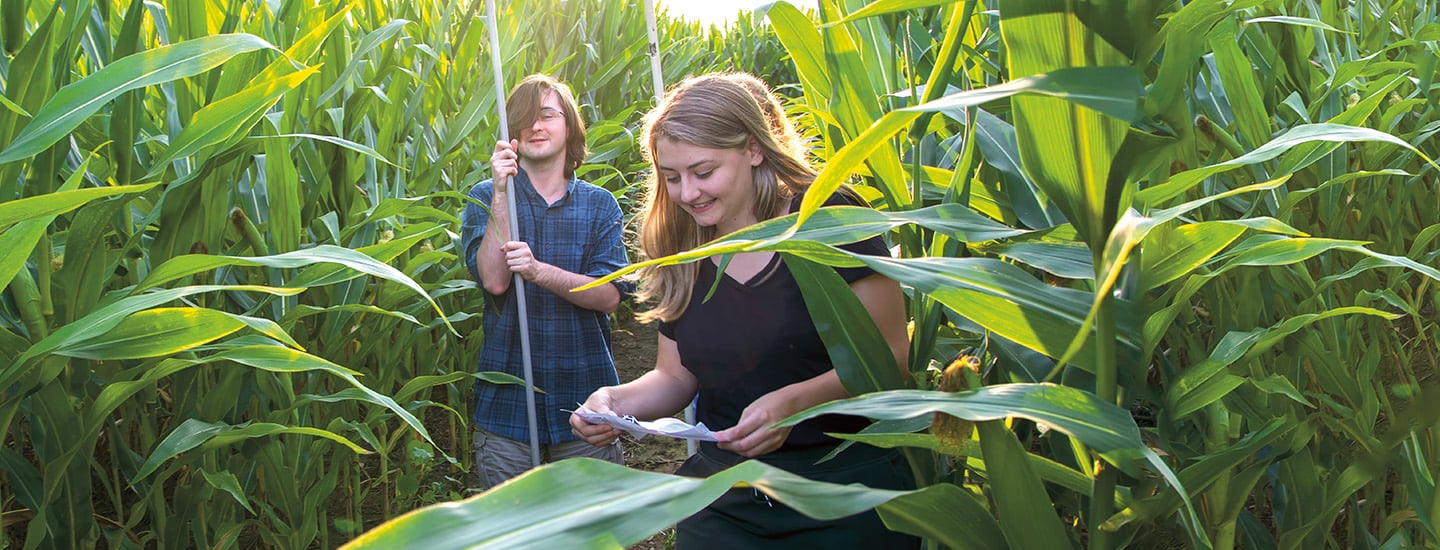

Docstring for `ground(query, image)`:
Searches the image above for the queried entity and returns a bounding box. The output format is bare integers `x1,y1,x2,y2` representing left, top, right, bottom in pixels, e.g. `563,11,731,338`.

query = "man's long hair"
506,74,588,177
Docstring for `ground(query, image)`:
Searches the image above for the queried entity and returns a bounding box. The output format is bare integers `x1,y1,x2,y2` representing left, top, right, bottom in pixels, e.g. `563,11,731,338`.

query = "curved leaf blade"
779,384,1148,473
5,285,304,380
0,183,158,228
1137,124,1437,206
0,34,276,164
58,307,246,360
343,458,915,549
146,66,320,178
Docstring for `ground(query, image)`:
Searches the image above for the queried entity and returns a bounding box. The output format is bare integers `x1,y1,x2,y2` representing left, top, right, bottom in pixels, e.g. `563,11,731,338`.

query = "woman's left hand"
714,388,798,458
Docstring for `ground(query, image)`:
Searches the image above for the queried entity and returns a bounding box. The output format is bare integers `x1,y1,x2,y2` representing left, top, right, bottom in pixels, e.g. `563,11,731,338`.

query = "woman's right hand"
489,139,520,193
570,388,622,447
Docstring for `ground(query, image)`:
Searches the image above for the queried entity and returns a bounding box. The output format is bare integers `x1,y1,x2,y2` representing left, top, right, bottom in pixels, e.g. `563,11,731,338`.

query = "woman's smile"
655,137,763,234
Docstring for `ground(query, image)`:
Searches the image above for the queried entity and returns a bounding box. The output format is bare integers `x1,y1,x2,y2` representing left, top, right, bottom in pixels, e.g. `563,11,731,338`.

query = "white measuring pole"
485,0,541,468
643,0,695,458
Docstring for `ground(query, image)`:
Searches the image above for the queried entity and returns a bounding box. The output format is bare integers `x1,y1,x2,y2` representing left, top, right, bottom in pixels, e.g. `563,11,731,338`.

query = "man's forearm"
530,263,620,313
477,190,512,295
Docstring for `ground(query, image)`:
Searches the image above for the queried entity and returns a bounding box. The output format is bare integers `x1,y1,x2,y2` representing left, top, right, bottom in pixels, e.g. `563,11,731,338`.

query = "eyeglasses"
536,108,564,123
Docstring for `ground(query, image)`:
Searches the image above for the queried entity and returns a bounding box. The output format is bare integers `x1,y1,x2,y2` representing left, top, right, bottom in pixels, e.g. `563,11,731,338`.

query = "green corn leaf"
198,468,256,514
254,1,356,83
999,0,1133,250
583,241,1134,374
0,219,54,298
796,66,1143,230
261,132,398,168
146,66,320,179
108,0,148,185
1139,221,1248,292
263,132,302,254
199,422,368,455
207,345,436,452
132,418,231,483
0,327,26,368
831,432,948,454
976,421,1070,548
5,285,304,380
1106,418,1292,529
278,303,422,331
823,0,960,27
816,0,912,211
53,196,132,322
779,384,1148,474
875,482,1007,550
860,256,1139,373
0,34,276,164
1137,123,1435,206
1278,169,1410,216
0,447,42,511
53,350,360,525
343,458,919,549
57,307,246,360
971,109,1060,230
787,255,906,395
341,197,439,241
208,345,362,375
917,66,1144,123
1052,176,1292,369
315,19,412,105
135,244,455,333
1208,17,1270,149
1244,15,1351,34
765,1,831,106
286,225,448,287
1144,0,1254,116
580,204,1032,290
977,241,1094,280
1167,307,1400,419
965,450,1100,502
1216,238,1440,283
0,93,29,118
0,158,117,292
830,422,1104,504
393,372,525,403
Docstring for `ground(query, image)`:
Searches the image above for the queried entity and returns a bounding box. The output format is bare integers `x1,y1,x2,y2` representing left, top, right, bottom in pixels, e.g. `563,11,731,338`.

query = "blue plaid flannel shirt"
459,168,634,444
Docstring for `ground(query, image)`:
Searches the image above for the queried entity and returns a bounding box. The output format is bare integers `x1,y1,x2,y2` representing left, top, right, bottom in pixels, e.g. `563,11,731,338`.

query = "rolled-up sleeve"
584,191,636,297
459,181,495,282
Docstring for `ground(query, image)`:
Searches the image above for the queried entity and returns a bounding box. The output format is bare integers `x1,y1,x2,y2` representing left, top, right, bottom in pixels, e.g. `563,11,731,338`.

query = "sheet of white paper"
568,408,719,442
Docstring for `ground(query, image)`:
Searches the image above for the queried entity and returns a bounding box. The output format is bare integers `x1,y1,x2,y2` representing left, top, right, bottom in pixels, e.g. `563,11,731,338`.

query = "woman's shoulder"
791,186,867,209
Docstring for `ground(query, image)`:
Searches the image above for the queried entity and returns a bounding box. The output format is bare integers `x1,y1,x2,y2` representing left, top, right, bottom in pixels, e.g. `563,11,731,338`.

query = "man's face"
518,90,569,163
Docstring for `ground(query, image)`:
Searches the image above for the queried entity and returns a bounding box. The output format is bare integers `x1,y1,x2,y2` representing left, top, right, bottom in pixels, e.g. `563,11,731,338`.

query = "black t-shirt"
659,192,889,449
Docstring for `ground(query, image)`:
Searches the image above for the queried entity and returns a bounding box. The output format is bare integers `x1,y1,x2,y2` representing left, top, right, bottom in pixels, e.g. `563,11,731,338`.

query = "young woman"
570,73,916,548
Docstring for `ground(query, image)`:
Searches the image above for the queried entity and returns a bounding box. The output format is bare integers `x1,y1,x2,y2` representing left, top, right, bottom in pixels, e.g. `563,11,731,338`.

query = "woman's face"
654,137,763,235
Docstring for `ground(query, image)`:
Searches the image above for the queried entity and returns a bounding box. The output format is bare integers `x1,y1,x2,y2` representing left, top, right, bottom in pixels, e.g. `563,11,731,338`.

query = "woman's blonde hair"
721,73,805,158
634,73,817,322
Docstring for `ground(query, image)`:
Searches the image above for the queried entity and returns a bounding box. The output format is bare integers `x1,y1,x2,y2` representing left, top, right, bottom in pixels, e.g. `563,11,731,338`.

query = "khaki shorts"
473,426,624,489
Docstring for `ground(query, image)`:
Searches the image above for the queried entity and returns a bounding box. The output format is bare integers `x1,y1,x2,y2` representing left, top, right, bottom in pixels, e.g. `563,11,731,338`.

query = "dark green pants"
674,442,920,550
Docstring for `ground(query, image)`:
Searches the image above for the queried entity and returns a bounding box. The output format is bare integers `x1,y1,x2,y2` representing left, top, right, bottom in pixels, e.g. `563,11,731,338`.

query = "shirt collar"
513,166,576,207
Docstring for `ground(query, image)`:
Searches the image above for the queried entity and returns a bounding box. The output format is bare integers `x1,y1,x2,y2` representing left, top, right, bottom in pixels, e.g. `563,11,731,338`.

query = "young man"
459,74,633,488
